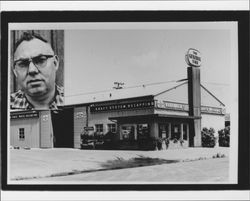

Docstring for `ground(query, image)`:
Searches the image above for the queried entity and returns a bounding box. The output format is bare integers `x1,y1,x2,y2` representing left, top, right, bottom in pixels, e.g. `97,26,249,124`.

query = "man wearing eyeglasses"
10,32,64,110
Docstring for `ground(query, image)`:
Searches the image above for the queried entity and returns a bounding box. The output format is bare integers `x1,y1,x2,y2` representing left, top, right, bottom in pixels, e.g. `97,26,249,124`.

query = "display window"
121,125,135,140
95,124,104,134
137,124,149,140
107,123,117,133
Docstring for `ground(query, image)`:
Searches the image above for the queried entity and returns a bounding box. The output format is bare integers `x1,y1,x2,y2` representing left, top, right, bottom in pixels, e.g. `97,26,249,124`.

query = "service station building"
10,49,226,149
10,80,225,149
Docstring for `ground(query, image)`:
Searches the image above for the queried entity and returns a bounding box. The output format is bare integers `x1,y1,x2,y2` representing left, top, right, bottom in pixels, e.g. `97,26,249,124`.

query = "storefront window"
137,124,149,139
95,124,103,134
121,125,135,140
19,128,25,141
107,123,117,133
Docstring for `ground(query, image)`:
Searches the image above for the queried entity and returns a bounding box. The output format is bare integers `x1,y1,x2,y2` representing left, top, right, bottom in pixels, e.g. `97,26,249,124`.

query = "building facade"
70,81,225,149
10,110,53,148
10,48,226,149
10,81,225,149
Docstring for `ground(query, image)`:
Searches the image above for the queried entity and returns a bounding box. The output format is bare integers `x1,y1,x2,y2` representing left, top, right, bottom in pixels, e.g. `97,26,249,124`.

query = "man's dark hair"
14,32,53,53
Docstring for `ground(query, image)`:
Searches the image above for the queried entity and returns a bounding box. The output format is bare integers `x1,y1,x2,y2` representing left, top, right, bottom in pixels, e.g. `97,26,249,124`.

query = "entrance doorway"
51,108,74,148
159,123,170,139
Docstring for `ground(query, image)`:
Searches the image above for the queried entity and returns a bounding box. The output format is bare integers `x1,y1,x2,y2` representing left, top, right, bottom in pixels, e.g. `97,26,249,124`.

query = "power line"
64,80,180,97
64,80,230,98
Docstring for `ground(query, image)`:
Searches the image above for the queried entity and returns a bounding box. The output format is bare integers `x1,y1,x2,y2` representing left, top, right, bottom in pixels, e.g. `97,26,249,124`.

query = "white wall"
40,111,53,148
10,118,40,148
74,106,87,148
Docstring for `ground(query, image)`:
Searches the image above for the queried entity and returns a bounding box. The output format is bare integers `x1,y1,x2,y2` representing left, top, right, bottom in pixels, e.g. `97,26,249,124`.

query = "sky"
64,22,237,113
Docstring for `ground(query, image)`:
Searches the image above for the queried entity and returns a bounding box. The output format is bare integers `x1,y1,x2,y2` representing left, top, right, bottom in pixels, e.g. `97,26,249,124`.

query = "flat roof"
64,81,182,106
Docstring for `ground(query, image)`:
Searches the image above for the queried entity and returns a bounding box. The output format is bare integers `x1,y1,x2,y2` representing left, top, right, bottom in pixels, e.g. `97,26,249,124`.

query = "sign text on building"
156,100,189,112
157,101,225,115
201,106,225,115
75,112,86,119
84,126,94,131
11,111,39,119
90,100,155,113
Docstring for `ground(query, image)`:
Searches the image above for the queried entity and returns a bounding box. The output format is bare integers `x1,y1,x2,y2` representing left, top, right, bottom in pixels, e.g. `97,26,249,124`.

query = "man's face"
13,38,59,98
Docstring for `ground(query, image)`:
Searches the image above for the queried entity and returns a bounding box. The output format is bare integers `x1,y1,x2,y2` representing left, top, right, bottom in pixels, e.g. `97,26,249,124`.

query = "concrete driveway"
9,147,229,183
17,158,229,184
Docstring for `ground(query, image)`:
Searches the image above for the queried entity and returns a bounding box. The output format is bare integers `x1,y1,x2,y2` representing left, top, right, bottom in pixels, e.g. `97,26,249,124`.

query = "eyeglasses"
14,55,55,72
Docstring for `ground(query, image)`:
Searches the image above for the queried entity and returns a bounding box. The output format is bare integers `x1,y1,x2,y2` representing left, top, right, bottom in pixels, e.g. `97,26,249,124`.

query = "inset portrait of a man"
10,30,64,110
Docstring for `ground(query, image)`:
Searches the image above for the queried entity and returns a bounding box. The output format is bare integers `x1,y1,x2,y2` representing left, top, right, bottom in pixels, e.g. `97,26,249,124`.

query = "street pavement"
17,158,229,184
9,147,230,184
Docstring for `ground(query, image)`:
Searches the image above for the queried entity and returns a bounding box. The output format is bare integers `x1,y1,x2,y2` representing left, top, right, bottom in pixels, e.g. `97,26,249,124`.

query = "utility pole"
113,82,124,89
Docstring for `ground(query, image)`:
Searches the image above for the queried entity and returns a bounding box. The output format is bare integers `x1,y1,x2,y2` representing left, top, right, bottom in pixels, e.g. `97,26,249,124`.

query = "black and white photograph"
10,30,64,111
7,21,238,185
1,10,249,196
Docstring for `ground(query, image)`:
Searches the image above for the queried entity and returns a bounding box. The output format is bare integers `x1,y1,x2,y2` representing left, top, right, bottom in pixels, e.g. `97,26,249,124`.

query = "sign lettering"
201,106,225,115
84,127,94,131
156,100,189,111
157,101,225,115
75,112,86,119
90,100,154,113
185,48,202,67
11,111,39,119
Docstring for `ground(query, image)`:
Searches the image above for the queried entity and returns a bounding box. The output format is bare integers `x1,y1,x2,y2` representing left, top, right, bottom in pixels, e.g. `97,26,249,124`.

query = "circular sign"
185,48,202,67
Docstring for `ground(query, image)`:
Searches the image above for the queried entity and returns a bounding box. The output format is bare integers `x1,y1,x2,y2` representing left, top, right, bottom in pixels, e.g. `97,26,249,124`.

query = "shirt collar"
11,85,64,110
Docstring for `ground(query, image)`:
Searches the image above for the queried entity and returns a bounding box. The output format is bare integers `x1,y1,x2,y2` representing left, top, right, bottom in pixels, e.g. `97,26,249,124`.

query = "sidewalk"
9,147,229,180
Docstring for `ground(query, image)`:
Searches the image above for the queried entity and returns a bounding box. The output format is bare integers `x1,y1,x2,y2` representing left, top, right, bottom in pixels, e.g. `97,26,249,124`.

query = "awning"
109,114,200,122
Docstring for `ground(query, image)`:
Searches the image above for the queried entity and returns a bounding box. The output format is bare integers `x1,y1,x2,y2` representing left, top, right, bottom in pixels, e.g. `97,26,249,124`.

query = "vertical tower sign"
186,48,202,147
185,48,202,67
